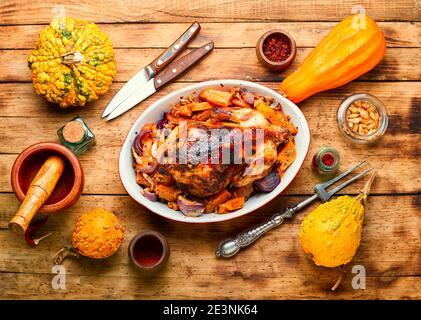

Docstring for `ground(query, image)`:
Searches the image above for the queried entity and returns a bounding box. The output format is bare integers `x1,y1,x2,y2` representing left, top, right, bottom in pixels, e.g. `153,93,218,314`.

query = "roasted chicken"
132,87,298,215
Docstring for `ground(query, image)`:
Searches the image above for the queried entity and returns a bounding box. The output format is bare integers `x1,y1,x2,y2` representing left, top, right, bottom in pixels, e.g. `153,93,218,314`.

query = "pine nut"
370,111,379,121
346,100,381,135
359,108,369,119
348,113,360,119
348,117,361,124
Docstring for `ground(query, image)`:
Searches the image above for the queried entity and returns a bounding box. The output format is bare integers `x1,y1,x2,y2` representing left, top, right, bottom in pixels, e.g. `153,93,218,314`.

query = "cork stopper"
63,120,86,144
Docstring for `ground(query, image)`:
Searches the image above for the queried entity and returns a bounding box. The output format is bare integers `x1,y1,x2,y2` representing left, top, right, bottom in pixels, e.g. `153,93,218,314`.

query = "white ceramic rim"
119,79,310,223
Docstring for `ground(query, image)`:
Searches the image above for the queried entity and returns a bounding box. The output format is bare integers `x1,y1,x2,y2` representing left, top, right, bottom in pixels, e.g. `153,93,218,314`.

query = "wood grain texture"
1,272,419,299
1,22,420,49
0,194,419,299
1,0,420,300
1,48,420,83
1,0,420,24
0,82,420,195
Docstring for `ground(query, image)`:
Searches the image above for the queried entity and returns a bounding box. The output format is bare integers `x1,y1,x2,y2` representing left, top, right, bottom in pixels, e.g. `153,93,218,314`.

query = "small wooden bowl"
128,231,170,271
11,142,84,213
256,30,297,71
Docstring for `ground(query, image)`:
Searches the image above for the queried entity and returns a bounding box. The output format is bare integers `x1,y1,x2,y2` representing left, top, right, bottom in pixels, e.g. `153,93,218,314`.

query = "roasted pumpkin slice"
277,140,297,174
200,89,233,107
255,100,298,134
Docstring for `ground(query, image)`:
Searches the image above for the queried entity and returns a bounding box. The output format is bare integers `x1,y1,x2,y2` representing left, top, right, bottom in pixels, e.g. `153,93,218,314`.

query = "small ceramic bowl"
128,231,170,271
11,142,84,213
256,30,297,71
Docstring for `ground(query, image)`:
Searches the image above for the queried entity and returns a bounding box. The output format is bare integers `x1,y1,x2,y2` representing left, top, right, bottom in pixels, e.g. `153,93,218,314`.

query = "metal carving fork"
216,160,372,258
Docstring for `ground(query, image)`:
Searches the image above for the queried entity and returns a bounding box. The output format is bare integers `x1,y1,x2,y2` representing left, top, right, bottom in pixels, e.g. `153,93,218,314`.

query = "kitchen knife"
105,41,214,121
102,21,201,118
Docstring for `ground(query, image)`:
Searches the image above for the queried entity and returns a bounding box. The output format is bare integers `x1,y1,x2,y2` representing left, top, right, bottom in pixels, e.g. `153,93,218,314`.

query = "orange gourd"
280,15,386,103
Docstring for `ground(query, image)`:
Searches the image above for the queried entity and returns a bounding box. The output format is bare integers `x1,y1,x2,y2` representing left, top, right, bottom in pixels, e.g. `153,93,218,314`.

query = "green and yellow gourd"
299,172,376,269
28,17,116,108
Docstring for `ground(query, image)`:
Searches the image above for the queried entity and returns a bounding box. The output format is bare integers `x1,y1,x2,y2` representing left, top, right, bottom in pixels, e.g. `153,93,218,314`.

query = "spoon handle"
215,209,293,258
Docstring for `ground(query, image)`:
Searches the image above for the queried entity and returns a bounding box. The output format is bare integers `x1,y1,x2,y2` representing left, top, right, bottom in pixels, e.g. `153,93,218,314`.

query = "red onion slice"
242,91,255,106
177,196,205,217
139,159,158,174
131,147,143,164
157,114,168,129
133,129,152,156
141,189,158,202
254,171,280,192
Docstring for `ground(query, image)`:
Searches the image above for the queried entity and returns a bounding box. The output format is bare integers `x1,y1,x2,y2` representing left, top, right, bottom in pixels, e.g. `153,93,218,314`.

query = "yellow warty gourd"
28,17,116,108
299,172,375,268
300,196,364,268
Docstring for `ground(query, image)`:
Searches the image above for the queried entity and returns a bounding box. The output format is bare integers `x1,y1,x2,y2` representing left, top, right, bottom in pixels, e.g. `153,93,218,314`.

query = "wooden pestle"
9,155,65,234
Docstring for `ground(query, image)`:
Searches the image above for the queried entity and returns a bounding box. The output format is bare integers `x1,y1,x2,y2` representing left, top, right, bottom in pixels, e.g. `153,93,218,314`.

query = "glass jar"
337,93,388,144
312,147,340,176
57,116,96,156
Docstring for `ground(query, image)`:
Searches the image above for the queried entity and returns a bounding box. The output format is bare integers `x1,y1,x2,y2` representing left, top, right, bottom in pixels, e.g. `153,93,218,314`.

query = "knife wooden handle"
154,41,214,90
148,21,201,74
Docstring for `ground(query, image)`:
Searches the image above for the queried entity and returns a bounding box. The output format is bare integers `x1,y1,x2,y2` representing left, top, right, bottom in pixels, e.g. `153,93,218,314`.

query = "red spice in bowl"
256,30,297,71
311,147,340,175
321,153,335,167
262,33,292,63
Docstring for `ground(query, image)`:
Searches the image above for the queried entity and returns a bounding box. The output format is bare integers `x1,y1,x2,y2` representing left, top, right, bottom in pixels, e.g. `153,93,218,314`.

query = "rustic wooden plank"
1,48,420,83
1,272,419,299
0,0,419,24
1,150,419,196
0,22,419,49
1,0,419,302
0,194,419,299
0,81,420,195
2,82,420,118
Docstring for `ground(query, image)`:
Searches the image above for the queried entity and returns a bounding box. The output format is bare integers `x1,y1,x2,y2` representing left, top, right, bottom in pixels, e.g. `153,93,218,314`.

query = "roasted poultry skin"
160,108,291,197
132,87,298,215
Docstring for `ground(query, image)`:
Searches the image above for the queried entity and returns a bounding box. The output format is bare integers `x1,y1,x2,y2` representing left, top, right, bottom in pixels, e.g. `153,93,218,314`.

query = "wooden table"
0,0,420,300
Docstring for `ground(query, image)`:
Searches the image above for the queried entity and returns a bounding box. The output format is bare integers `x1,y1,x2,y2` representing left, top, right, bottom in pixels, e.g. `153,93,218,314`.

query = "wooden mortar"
9,155,65,234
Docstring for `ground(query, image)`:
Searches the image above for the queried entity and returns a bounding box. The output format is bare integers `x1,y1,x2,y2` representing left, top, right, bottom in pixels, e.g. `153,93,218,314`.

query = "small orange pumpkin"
71,208,124,259
280,15,386,103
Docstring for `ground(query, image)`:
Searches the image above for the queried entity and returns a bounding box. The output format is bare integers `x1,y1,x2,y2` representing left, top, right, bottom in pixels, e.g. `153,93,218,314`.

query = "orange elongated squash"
280,15,386,103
